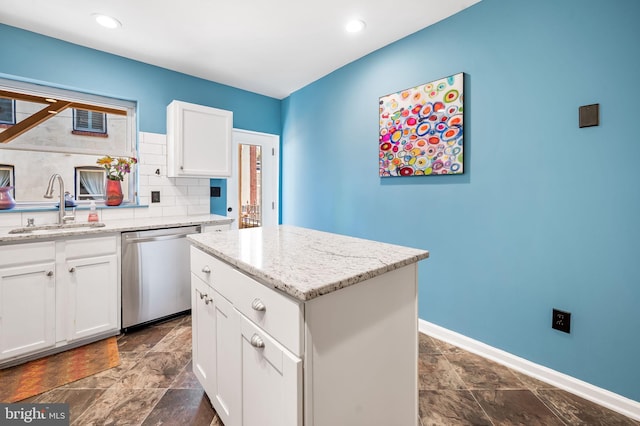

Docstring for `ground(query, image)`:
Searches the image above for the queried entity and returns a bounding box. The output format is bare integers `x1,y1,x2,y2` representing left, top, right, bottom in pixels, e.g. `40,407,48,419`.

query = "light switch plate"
579,104,599,128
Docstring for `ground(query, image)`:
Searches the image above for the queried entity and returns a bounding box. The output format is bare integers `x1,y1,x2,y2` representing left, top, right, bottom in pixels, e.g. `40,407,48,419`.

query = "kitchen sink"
8,222,106,234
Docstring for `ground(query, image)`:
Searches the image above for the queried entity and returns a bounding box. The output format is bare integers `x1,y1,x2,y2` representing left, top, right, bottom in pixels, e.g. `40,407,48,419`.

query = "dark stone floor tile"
153,315,188,329
430,337,468,355
71,388,165,426
62,352,143,389
113,351,192,390
447,351,526,390
141,389,216,426
419,333,441,354
419,390,492,425
25,388,106,422
537,389,639,425
118,327,172,353
508,368,557,391
171,360,203,390
472,389,564,425
209,416,223,426
418,354,466,390
152,325,192,353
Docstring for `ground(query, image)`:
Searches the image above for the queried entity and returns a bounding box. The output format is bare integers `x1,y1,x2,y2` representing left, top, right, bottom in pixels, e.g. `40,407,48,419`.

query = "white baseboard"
419,319,640,421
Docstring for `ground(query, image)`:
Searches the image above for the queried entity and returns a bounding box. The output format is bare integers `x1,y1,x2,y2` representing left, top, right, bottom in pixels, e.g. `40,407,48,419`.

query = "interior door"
227,130,279,230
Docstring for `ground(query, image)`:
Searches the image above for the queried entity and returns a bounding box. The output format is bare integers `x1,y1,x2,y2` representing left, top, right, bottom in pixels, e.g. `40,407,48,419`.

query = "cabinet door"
66,254,118,341
192,275,241,426
0,263,56,361
192,274,215,395
210,289,240,426
167,100,233,177
240,316,302,426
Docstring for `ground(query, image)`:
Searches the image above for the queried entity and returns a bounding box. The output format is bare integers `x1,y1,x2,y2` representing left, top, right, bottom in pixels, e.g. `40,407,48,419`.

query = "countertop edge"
189,237,429,302
0,215,234,242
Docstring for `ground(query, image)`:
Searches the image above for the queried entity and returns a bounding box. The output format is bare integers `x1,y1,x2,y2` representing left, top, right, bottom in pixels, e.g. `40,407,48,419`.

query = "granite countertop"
0,214,233,242
188,225,429,301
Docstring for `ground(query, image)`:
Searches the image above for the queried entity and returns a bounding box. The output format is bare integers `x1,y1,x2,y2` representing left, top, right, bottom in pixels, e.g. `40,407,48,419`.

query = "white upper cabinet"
167,100,233,178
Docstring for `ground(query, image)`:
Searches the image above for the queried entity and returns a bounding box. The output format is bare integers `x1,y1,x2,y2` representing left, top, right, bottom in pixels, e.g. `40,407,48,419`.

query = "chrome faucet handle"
63,208,76,223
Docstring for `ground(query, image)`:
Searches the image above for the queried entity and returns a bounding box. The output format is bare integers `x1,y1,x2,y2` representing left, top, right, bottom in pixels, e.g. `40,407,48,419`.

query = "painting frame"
379,72,464,177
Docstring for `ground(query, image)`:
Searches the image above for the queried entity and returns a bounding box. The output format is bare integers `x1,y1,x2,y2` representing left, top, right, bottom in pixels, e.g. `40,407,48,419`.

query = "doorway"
226,130,279,230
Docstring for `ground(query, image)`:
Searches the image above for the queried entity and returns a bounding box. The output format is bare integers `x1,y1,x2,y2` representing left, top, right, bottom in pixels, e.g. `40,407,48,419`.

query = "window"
0,98,16,125
73,109,107,134
0,165,15,197
75,166,105,200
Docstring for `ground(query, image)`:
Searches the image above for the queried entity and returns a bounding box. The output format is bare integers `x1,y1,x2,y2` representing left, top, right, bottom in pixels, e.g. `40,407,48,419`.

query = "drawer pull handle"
202,266,211,274
251,298,266,312
46,271,54,277
250,334,265,349
69,267,76,273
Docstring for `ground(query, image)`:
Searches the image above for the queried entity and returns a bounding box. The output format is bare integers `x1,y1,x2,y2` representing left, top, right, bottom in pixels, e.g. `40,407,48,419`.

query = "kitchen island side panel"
304,264,419,426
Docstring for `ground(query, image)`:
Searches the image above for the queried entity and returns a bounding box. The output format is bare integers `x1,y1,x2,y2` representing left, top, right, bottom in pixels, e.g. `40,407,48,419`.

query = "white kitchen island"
188,225,429,426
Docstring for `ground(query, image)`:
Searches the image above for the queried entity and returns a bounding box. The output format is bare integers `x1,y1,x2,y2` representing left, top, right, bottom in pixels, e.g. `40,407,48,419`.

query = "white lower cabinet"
192,274,241,426
66,254,118,341
240,316,302,426
191,246,418,426
0,235,120,366
63,235,119,342
0,242,56,361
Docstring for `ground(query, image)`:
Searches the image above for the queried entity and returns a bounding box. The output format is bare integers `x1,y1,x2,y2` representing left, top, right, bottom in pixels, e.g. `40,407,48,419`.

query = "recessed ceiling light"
93,14,121,29
345,19,366,33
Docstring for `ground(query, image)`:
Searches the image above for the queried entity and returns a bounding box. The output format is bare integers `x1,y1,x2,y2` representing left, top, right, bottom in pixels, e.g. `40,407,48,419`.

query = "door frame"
227,129,279,230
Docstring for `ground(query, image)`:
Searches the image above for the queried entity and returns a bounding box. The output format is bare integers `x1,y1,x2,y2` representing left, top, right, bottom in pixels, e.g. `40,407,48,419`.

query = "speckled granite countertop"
188,225,429,301
0,214,233,243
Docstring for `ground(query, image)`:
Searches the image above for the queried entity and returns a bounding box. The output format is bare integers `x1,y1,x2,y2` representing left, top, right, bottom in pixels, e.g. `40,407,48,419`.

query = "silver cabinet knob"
46,271,54,277
250,334,265,348
204,296,213,305
199,292,206,300
202,266,211,273
251,298,266,312
69,267,76,273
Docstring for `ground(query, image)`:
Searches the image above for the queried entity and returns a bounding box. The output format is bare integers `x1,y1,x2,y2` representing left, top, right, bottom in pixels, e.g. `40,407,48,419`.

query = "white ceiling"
1,0,480,99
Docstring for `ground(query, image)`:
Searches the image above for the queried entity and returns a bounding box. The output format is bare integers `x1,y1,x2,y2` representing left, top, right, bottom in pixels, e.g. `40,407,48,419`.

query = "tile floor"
22,314,638,425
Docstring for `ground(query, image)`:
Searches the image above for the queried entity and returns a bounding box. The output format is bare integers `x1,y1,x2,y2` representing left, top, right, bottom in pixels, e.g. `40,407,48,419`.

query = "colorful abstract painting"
379,73,464,177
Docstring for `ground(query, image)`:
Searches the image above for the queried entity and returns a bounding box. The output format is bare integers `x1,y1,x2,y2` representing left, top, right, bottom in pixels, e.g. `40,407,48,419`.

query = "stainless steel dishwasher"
121,225,200,330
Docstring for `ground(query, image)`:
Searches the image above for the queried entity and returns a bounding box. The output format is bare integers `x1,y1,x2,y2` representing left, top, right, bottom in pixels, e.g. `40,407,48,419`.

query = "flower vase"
105,179,123,206
0,186,16,210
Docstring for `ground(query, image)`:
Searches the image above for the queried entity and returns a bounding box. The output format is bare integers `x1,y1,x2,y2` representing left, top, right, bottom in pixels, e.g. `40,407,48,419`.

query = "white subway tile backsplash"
140,132,166,145
188,204,210,215
162,205,188,217
0,212,23,227
139,143,163,155
101,208,135,221
174,178,200,186
188,186,210,196
139,154,166,166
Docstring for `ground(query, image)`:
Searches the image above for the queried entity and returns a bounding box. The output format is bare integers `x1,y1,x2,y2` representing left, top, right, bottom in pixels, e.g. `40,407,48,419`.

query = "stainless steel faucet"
44,174,75,224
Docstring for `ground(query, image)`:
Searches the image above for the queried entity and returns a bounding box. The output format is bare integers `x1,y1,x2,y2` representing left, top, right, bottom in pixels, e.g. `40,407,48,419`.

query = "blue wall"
282,0,640,401
0,24,281,135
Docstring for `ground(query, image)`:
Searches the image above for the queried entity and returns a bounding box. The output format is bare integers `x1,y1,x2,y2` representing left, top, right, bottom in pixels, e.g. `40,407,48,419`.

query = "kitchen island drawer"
190,246,303,356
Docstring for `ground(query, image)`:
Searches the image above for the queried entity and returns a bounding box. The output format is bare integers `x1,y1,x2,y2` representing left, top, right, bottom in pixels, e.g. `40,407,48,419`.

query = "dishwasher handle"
123,231,197,244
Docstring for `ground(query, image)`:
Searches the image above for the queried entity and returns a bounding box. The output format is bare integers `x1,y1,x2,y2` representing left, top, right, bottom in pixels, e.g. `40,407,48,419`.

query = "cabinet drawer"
0,241,55,267
228,265,302,356
190,246,218,287
65,235,117,259
190,246,303,356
